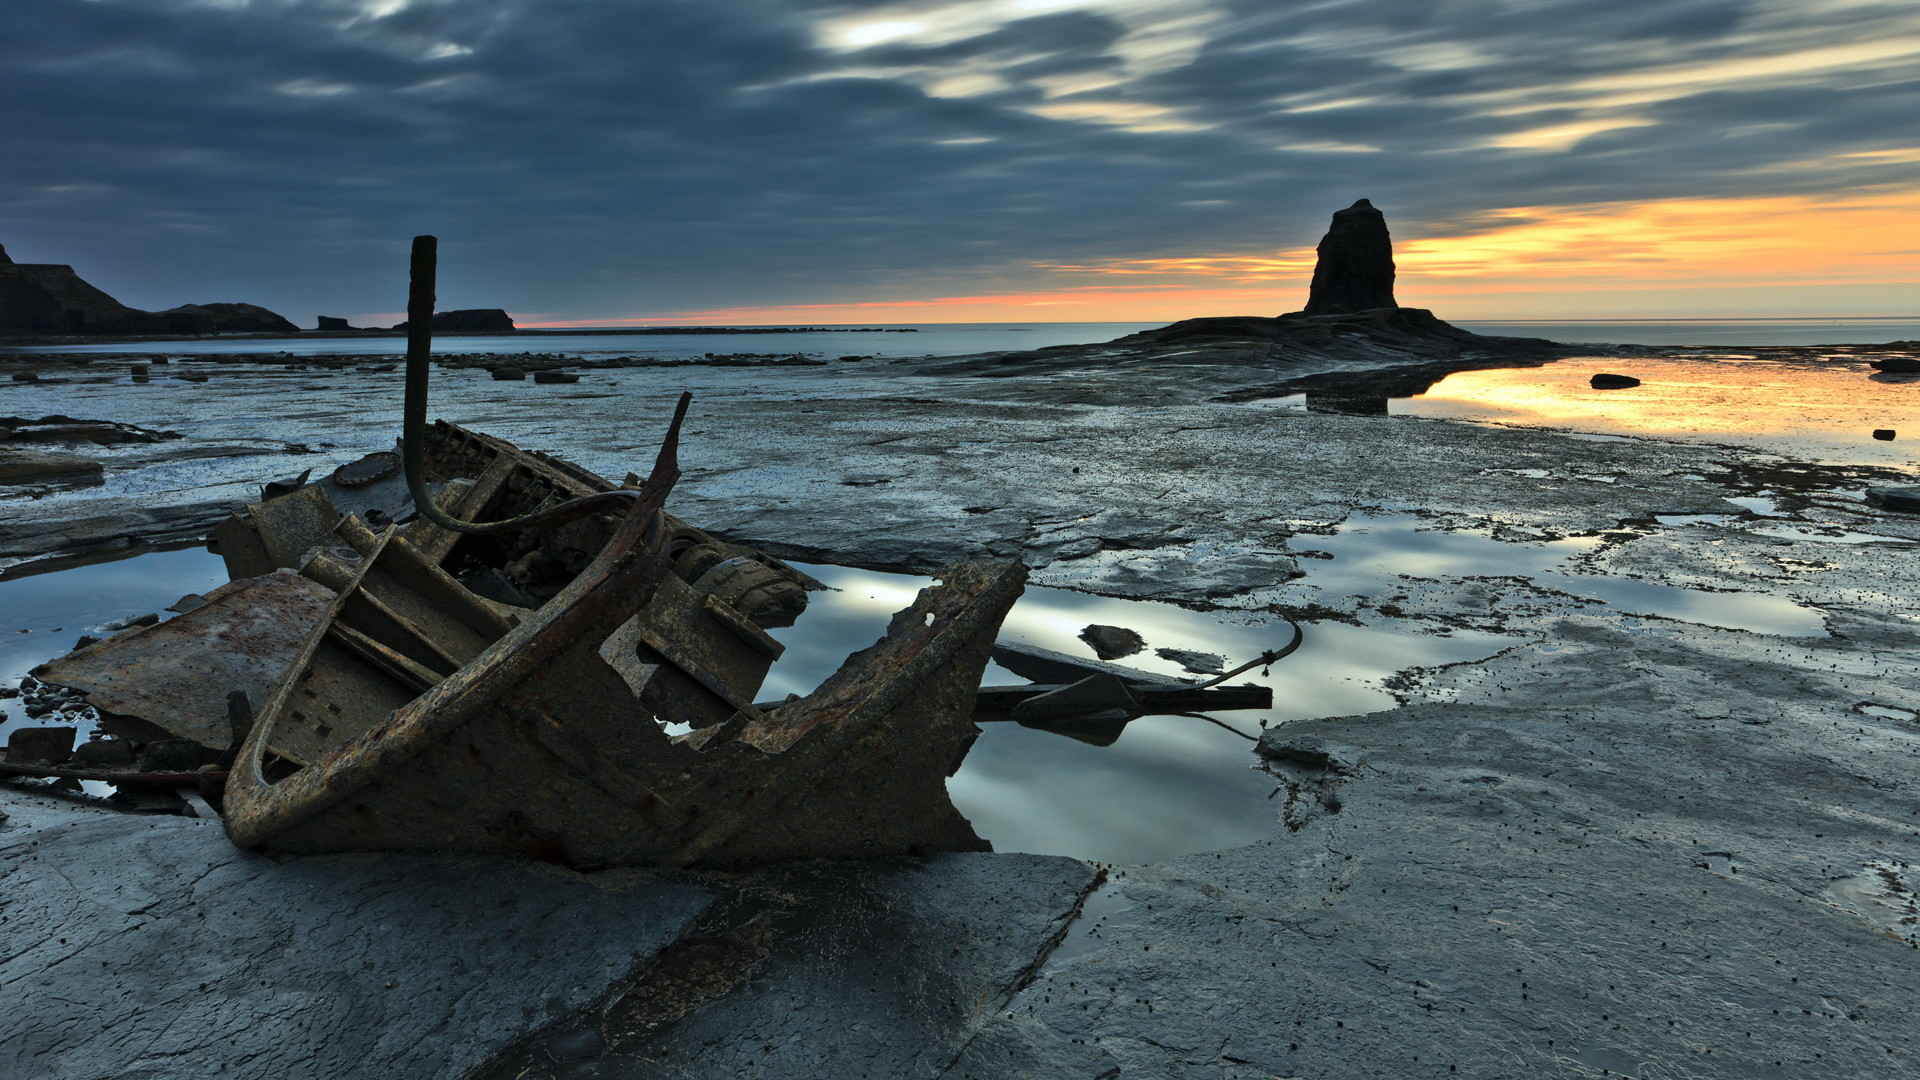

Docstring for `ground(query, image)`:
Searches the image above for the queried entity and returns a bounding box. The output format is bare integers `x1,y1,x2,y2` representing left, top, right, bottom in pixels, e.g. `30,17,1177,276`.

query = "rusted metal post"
401,235,437,512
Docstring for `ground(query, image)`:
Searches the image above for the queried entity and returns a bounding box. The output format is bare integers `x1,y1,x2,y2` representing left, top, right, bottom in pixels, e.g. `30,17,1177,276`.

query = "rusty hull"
32,570,336,749
225,399,1025,868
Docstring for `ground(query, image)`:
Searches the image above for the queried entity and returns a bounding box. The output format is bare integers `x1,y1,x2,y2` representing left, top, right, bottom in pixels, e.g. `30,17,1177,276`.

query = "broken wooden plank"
975,680,1271,716
989,638,1193,688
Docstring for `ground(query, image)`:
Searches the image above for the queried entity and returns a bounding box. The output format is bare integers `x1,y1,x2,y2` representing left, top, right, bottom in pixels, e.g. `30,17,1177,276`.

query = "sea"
9,316,1919,361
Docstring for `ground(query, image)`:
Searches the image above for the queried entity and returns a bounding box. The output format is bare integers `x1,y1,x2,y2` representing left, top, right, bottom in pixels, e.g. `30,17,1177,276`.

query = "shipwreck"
13,235,1286,868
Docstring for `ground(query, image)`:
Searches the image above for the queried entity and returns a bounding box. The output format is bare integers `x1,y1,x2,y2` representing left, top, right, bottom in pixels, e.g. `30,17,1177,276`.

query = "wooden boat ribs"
221,396,1028,869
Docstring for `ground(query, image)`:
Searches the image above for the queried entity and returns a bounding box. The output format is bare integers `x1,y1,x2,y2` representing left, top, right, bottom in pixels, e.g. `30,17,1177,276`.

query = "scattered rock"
5,726,76,764
1590,373,1641,389
1866,486,1920,514
1154,647,1227,675
1873,429,1895,441
532,370,580,384
1079,624,1146,660
1302,198,1397,315
135,738,219,772
0,450,104,486
70,737,135,768
0,415,181,446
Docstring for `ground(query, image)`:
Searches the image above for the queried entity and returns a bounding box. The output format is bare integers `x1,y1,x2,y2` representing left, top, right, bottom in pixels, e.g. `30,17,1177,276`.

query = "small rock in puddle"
1154,647,1227,675
1078,623,1145,659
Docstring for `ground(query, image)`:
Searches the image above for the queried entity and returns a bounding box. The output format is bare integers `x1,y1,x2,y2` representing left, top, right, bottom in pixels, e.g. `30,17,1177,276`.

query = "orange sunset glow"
522,189,1920,326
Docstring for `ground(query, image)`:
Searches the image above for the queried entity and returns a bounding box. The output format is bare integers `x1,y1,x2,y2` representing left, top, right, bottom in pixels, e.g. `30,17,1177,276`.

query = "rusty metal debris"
33,570,334,750
216,388,1025,868
973,638,1277,746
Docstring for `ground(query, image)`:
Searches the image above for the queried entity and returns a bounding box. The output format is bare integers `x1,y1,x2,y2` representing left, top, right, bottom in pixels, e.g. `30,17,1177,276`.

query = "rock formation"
0,242,296,336
151,303,299,334
391,308,516,333
1302,198,1397,315
316,316,354,331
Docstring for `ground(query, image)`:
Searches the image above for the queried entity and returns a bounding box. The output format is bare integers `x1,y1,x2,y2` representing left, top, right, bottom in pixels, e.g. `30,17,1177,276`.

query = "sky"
5,0,1918,326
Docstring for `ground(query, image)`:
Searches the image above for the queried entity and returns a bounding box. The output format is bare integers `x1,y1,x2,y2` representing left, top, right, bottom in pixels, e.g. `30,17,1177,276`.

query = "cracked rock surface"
950,617,1920,1078
0,791,713,1080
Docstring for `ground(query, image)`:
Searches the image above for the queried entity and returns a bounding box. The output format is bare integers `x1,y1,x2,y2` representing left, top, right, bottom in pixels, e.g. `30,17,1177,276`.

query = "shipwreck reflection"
767,562,1516,864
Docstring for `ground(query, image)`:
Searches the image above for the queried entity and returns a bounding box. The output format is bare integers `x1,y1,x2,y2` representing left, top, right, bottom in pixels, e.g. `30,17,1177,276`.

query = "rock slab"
0,791,713,1080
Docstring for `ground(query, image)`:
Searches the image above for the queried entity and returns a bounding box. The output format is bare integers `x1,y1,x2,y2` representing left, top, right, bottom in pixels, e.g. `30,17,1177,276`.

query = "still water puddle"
1300,513,1827,636
1,548,1517,864
766,562,1518,862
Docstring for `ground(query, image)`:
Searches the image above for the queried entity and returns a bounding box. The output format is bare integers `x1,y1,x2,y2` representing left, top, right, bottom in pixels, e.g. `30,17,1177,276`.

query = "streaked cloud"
3,0,1916,323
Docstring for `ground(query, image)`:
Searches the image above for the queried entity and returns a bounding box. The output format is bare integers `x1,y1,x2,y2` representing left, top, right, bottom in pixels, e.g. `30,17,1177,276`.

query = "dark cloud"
2,0,1915,320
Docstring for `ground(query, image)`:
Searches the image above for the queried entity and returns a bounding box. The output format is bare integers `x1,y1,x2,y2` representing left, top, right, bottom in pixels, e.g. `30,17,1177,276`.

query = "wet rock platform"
4,325,1920,1077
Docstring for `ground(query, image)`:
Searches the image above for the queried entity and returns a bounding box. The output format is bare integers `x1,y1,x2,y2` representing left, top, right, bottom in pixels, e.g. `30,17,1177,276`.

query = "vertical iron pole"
401,235,438,524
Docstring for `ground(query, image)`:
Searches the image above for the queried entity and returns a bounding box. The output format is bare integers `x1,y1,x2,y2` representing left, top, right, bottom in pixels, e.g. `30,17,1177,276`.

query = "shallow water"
1,547,1518,863
768,562,1519,863
1297,513,1828,637
1454,317,1920,347
1396,355,1920,466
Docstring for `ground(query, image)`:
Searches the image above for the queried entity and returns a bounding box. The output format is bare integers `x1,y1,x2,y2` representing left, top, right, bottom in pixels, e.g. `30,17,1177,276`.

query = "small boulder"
6,725,76,764
70,737,136,768
532,370,580,384
1079,624,1146,660
490,366,527,381
1866,487,1920,514
136,738,219,772
1590,373,1641,389
1870,357,1920,373
1873,429,1896,441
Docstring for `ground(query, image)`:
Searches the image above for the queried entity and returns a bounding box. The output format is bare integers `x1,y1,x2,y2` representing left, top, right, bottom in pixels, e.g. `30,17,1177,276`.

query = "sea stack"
1303,198,1397,314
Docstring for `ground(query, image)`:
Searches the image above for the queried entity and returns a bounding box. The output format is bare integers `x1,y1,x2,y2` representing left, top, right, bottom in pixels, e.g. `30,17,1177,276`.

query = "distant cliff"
391,308,516,333
0,243,297,335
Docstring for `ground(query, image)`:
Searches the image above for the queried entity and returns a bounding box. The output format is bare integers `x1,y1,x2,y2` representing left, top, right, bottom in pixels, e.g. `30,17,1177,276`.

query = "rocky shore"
5,203,1919,1078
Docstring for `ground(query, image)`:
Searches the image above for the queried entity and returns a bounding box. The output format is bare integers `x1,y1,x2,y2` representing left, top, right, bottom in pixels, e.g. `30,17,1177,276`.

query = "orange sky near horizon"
517,187,1920,326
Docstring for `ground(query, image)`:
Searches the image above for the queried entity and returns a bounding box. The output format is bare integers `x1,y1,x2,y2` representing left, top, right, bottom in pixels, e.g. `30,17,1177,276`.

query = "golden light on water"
1405,356,1920,464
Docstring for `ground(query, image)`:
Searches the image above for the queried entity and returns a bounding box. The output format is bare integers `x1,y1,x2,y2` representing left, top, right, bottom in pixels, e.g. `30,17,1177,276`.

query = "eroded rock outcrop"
0,243,295,336
392,308,516,333
316,315,354,331
1302,198,1397,315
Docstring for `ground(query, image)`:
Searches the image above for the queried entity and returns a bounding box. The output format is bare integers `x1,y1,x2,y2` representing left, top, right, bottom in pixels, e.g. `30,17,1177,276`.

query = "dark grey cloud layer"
4,0,1915,320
